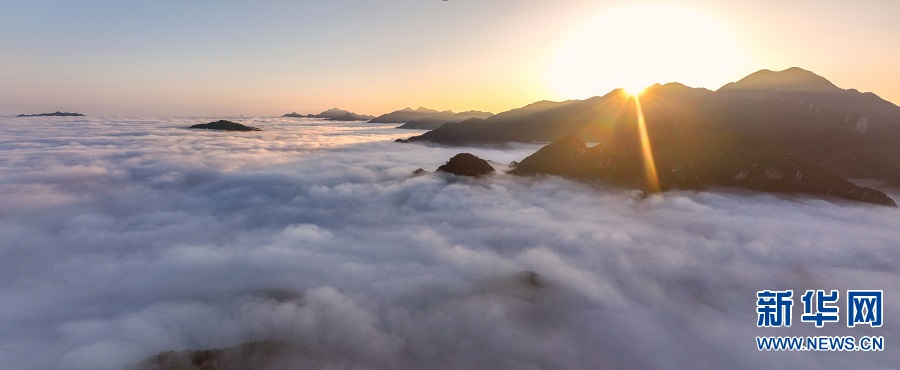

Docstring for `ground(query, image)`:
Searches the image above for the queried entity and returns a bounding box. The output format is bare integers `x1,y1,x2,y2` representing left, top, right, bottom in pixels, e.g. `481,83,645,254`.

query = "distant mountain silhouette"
368,107,446,123
16,111,84,117
282,112,308,118
316,108,357,119
188,120,261,131
396,93,616,145
400,68,900,186
398,110,494,130
326,113,369,121
282,108,374,120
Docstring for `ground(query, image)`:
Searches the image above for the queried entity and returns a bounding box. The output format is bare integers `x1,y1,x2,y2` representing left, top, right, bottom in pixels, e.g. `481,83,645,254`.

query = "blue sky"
1,0,899,116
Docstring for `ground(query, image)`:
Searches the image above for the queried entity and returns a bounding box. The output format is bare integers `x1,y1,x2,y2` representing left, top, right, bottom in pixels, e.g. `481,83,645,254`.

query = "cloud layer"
1,116,898,369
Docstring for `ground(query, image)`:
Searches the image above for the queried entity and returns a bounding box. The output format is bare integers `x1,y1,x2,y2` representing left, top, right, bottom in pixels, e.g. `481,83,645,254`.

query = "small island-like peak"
16,111,85,117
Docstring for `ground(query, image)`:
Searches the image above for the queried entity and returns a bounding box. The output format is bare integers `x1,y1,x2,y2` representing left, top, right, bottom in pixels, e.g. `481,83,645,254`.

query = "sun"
547,4,750,100
623,84,647,96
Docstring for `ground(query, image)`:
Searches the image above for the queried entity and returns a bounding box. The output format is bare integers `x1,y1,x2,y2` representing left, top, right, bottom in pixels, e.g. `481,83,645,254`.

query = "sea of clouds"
0,116,898,369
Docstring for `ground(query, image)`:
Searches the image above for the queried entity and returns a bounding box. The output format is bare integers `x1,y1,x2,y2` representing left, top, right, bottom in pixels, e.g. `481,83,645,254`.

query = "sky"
1,0,899,116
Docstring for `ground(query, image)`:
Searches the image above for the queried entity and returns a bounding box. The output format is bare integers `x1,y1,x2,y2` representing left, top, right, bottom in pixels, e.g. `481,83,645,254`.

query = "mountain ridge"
719,67,841,93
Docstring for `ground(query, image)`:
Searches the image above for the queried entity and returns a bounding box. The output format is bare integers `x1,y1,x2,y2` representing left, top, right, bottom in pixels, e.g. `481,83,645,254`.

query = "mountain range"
283,108,374,121
400,68,900,187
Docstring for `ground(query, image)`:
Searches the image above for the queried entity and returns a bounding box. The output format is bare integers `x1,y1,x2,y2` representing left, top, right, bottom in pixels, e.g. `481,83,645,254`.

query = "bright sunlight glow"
624,84,647,96
548,4,751,100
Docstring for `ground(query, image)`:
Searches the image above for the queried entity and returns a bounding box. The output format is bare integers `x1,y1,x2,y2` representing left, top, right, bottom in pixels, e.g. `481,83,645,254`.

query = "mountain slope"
398,110,494,130
510,135,896,206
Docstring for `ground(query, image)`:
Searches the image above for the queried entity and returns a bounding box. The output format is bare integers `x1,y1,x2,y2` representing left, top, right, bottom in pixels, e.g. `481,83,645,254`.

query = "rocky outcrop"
437,153,495,177
188,120,261,131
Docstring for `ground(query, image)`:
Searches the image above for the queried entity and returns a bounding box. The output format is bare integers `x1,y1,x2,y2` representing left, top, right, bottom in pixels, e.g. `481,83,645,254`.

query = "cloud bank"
0,116,898,369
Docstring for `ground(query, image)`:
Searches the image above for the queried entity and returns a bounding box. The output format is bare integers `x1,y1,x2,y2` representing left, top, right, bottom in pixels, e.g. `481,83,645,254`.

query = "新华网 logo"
756,290,883,328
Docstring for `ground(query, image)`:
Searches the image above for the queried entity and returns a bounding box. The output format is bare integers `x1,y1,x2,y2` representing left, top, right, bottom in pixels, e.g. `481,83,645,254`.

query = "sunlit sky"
1,0,898,116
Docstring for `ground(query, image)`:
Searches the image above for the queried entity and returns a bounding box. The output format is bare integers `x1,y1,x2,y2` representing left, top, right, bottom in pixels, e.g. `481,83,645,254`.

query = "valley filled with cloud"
1,117,898,369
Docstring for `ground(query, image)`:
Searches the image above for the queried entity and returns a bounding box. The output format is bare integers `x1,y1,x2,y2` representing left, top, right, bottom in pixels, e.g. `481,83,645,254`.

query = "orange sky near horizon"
0,0,898,117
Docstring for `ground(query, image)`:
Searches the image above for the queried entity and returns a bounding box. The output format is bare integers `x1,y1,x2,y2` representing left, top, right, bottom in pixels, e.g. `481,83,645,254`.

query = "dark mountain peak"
437,153,495,177
319,107,351,116
720,67,840,93
188,120,261,131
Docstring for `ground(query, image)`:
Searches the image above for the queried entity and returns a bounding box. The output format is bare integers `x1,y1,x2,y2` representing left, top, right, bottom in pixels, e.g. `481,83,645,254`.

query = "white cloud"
0,116,898,369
